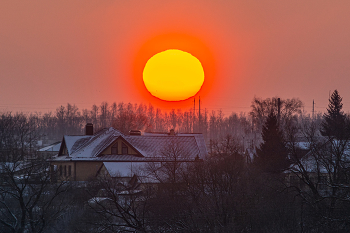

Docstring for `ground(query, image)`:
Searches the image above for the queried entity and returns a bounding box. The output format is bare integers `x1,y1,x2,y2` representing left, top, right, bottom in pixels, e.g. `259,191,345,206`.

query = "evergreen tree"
321,90,348,140
254,111,289,173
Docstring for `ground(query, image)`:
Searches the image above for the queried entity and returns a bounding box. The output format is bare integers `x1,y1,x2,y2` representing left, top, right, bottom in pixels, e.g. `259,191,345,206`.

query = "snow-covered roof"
289,139,350,173
65,128,123,158
64,135,93,155
295,142,311,150
38,142,61,152
52,128,207,162
0,161,32,173
143,132,208,157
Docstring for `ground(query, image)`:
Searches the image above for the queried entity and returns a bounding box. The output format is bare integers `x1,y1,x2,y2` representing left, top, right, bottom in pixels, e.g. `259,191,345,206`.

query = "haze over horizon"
1,1,350,115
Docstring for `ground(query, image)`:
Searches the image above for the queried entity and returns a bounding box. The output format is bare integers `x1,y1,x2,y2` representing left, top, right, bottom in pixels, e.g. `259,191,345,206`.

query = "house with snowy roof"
49,124,207,182
286,138,350,196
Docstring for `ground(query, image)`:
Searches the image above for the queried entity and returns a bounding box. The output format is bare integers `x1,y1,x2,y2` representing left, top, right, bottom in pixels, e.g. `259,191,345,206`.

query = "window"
64,165,67,177
59,165,62,176
111,143,118,154
122,143,128,154
68,165,71,177
62,146,68,155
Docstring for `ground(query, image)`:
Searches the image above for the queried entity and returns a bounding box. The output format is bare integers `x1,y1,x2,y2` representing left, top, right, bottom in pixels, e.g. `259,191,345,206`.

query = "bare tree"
0,159,70,233
0,113,71,233
78,175,150,233
144,140,191,185
250,97,303,133
100,102,109,129
287,105,350,231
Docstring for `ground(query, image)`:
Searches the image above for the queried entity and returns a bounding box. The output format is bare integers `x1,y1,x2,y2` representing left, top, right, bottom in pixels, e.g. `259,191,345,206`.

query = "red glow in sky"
128,33,217,110
1,1,350,114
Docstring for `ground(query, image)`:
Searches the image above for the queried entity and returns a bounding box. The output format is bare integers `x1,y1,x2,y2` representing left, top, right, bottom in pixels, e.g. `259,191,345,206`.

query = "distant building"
49,124,207,182
38,141,61,158
286,138,350,196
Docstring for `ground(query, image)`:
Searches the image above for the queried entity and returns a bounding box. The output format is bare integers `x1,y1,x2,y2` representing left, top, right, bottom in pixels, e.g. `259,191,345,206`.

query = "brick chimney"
85,123,93,135
129,130,141,136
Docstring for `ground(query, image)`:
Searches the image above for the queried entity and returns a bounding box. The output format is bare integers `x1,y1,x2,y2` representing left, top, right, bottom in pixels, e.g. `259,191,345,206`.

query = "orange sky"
1,1,350,115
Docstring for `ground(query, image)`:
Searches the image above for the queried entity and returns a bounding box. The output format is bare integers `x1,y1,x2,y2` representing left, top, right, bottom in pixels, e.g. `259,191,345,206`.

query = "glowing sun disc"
143,49,205,101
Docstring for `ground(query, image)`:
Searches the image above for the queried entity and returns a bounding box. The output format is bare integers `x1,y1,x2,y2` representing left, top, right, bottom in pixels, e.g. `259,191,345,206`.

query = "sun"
143,49,205,101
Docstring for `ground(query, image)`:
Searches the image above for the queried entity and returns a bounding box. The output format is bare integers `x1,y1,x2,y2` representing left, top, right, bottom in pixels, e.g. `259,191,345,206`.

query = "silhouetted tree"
254,112,289,173
0,113,71,233
287,114,350,232
99,101,109,128
321,90,348,140
78,175,149,233
250,97,303,133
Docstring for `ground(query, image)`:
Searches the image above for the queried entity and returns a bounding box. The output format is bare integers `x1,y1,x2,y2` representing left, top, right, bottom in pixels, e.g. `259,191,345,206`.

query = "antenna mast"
277,98,281,124
199,96,201,132
193,98,196,133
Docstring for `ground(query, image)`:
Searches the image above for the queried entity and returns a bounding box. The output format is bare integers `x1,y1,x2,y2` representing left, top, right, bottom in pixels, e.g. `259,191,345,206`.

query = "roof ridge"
134,135,195,138
70,128,110,157
57,129,207,160
92,134,120,157
85,128,113,156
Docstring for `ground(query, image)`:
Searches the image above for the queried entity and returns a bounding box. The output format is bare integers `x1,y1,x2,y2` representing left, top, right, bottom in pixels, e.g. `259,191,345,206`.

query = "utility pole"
199,96,201,133
312,100,315,119
193,98,196,133
194,97,196,114
277,98,281,124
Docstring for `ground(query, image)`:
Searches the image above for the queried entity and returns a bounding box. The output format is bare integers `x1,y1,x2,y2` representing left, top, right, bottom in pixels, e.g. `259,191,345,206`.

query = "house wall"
51,161,103,181
75,161,103,181
51,161,75,181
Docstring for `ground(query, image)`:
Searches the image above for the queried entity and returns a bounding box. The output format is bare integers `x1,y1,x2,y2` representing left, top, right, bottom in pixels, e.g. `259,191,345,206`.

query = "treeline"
32,101,254,143
1,97,312,150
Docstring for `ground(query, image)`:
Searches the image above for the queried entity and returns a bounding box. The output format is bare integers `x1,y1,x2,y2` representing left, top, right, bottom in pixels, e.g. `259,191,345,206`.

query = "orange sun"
143,49,204,101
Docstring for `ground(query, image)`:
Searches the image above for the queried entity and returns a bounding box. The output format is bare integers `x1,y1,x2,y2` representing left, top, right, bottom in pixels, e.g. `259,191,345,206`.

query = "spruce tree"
255,111,289,173
321,90,347,140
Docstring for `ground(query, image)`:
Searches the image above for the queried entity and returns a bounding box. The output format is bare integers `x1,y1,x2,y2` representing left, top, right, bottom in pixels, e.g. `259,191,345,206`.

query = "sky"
1,1,350,116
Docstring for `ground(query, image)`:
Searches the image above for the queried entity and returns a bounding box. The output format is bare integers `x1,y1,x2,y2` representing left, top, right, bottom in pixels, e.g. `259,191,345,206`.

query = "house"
287,138,350,196
49,124,207,182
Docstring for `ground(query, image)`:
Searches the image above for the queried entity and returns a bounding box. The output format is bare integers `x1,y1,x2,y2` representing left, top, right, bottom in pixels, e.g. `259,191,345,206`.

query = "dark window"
111,143,118,154
64,166,67,177
59,165,62,176
68,165,71,176
122,143,128,154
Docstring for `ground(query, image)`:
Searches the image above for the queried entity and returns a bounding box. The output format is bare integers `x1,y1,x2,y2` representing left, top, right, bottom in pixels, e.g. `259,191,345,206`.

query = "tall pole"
193,98,195,133
277,98,281,124
312,100,314,119
199,96,201,133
